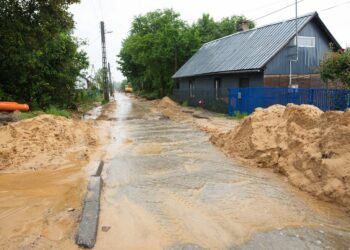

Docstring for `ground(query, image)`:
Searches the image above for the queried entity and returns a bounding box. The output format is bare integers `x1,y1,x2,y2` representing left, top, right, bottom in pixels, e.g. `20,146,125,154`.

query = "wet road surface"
96,93,350,250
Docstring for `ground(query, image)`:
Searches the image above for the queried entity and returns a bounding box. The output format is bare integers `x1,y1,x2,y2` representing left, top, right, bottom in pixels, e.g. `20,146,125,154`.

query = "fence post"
308,89,314,105
228,89,233,115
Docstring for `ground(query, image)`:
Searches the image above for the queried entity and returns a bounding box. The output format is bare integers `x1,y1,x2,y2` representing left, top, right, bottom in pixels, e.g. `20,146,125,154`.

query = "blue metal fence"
228,87,350,115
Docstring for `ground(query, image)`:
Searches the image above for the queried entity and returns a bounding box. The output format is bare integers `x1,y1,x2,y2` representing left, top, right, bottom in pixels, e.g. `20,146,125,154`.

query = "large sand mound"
211,104,350,209
0,115,99,171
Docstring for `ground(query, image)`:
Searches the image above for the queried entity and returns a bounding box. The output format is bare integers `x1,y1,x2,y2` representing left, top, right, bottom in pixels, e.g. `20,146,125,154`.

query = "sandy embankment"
0,115,99,172
210,104,350,210
0,114,107,249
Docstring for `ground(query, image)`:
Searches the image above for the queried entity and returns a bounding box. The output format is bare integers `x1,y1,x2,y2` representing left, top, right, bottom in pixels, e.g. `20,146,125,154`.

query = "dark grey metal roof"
173,12,317,78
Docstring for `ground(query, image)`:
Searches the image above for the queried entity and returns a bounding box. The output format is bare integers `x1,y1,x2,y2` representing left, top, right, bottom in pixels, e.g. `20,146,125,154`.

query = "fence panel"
228,87,350,115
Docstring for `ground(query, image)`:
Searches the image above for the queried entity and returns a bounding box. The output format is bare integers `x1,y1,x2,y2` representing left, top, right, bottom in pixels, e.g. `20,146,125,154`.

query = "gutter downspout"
289,0,299,87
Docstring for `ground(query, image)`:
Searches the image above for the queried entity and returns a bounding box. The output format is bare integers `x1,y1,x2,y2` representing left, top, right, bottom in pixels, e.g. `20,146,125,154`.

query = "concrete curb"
75,161,104,248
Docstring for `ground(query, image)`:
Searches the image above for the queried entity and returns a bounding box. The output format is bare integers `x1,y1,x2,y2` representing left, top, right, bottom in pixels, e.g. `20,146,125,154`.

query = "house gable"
264,17,339,75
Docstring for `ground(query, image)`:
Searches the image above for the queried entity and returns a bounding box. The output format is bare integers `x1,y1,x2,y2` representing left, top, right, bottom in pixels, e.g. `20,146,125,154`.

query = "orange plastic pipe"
0,102,30,112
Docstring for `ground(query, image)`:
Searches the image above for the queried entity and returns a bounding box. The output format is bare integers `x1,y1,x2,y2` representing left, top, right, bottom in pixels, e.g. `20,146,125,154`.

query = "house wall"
178,72,264,92
264,19,334,87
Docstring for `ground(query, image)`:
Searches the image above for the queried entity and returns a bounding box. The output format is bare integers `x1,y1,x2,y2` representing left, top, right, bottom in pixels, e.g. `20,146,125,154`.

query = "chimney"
239,20,250,32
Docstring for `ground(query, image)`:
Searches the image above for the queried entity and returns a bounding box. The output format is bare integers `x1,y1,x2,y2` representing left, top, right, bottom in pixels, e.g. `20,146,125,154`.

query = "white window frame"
293,36,316,48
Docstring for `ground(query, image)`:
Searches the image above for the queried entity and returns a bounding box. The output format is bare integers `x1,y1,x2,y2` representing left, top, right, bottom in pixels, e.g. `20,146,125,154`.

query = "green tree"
192,13,255,44
193,13,220,44
320,49,350,88
118,9,200,97
0,0,88,109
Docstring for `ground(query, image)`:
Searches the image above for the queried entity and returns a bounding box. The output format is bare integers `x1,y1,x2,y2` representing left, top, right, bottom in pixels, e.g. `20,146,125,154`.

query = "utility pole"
289,0,299,87
100,21,109,102
108,63,114,97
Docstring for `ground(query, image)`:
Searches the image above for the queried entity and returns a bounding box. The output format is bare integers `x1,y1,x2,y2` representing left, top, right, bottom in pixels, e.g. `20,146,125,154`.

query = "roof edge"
172,69,262,79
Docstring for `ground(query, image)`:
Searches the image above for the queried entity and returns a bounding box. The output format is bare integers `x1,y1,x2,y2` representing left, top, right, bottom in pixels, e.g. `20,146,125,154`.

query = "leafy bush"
320,49,350,88
75,88,103,112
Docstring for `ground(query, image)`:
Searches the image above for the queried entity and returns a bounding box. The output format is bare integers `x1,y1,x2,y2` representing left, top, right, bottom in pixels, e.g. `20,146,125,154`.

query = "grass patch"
14,107,71,120
13,111,43,120
45,106,71,118
181,100,188,107
229,111,249,120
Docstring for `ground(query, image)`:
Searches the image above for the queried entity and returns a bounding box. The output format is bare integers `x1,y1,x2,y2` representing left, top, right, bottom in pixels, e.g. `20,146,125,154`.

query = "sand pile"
157,97,191,123
158,96,177,108
0,115,99,172
211,104,350,209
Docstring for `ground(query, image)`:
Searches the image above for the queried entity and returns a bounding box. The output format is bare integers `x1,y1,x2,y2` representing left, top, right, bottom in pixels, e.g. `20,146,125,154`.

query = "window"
293,36,316,48
214,78,222,100
175,81,180,89
239,78,249,88
189,80,195,98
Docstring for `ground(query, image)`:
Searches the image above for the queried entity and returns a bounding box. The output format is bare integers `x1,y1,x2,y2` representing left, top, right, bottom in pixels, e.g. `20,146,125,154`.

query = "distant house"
172,12,341,97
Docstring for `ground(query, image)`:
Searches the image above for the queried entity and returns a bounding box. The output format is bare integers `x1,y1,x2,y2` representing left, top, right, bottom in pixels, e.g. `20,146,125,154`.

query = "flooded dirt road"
97,93,350,250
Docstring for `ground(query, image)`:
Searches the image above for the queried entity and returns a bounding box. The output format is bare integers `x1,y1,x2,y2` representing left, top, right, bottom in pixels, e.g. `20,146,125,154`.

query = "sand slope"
0,114,98,172
211,104,350,210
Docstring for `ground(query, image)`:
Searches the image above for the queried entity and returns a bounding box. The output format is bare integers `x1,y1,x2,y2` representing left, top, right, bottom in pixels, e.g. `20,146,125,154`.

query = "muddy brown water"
96,93,350,250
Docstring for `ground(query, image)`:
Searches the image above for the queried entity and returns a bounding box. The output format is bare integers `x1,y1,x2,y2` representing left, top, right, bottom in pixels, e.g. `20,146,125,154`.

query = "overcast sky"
70,0,350,82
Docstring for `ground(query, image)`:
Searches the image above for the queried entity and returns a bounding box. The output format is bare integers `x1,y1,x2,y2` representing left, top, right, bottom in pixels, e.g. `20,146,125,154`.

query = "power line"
320,0,350,12
243,0,292,15
252,0,305,22
250,0,349,22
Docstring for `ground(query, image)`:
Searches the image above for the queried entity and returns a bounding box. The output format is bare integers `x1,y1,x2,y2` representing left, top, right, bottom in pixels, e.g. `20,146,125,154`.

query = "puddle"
83,105,102,120
96,93,350,250
0,166,84,249
134,143,163,155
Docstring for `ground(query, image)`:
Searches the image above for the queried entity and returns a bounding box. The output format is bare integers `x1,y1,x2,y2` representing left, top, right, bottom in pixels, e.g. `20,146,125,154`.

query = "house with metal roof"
172,12,341,100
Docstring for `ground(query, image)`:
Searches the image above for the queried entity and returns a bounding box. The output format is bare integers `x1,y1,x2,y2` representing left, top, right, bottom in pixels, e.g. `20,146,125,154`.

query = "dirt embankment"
0,114,107,249
211,104,350,210
0,114,98,172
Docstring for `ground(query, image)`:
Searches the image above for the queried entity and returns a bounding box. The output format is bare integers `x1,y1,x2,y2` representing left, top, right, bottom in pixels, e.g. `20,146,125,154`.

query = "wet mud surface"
97,93,350,250
0,166,85,249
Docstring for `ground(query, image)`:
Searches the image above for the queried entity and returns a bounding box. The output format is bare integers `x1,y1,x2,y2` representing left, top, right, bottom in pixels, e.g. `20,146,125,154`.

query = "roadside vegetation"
0,0,93,115
320,48,350,88
118,9,254,98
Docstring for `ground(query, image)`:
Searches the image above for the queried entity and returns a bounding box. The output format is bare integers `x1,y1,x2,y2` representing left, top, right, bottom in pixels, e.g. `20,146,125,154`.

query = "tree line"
0,0,89,109
118,9,254,98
